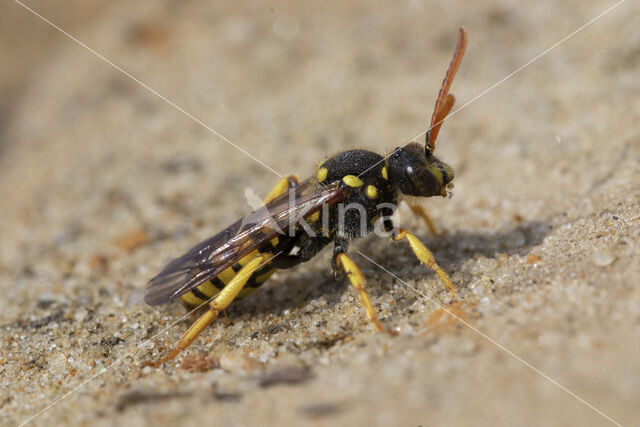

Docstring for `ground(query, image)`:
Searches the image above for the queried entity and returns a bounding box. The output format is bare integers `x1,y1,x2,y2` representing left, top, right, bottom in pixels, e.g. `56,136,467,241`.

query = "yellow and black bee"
144,28,467,366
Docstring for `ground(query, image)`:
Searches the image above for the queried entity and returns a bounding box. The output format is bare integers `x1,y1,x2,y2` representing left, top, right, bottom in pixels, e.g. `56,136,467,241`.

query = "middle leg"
335,252,389,334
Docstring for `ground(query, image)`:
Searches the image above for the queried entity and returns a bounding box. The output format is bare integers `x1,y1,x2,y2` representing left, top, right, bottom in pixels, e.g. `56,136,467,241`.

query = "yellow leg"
145,253,272,367
394,228,456,298
264,175,299,204
408,204,438,236
336,253,389,334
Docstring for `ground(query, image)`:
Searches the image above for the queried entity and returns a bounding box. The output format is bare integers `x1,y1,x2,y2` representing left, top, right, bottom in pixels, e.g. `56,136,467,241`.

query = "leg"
335,252,389,334
264,175,299,204
408,203,438,236
393,228,456,298
145,253,272,367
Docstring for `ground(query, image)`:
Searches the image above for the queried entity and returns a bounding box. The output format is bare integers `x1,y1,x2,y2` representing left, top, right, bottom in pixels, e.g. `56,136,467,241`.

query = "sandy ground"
1,0,639,426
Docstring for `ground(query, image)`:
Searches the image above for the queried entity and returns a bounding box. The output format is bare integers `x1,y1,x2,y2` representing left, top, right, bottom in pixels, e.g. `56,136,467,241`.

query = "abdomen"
181,245,279,307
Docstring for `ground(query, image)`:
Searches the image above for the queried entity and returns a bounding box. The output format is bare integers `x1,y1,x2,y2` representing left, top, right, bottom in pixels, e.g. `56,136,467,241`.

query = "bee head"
387,142,454,198
388,28,466,199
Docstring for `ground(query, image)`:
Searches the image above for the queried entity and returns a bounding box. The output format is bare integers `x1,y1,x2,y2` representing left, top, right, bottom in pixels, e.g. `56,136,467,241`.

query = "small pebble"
73,310,87,323
50,354,67,375
591,249,615,267
219,353,262,373
36,293,57,308
115,230,149,252
526,253,541,264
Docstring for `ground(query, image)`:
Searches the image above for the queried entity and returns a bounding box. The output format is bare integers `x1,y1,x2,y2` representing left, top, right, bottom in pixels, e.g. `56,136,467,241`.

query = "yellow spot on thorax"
366,185,379,199
342,175,364,187
381,166,388,180
317,167,328,182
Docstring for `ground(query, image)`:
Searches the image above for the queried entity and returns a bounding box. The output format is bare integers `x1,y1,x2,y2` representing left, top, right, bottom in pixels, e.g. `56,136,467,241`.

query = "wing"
144,178,347,305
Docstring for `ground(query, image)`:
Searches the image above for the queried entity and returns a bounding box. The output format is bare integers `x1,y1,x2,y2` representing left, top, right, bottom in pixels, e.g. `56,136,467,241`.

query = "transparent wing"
144,179,346,305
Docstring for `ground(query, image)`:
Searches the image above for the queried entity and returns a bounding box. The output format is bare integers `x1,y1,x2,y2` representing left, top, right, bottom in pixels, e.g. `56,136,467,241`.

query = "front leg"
407,203,438,236
393,228,456,298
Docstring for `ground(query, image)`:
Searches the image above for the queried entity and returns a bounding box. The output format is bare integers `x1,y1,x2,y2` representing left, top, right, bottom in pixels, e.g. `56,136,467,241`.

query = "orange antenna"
426,27,467,153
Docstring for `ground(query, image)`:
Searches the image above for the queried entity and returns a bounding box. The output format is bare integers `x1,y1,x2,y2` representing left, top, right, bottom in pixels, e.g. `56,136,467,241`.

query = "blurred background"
1,0,639,425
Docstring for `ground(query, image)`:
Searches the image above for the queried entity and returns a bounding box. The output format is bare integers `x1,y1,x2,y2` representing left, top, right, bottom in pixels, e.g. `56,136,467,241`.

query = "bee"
144,28,467,366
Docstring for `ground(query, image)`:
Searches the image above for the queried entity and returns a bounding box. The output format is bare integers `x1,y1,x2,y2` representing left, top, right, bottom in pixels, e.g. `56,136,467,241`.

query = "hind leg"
145,253,273,367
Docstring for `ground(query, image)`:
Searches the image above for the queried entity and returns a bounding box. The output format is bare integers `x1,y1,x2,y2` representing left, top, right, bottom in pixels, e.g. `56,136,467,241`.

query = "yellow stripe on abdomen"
197,280,221,298
181,250,276,306
182,291,206,306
